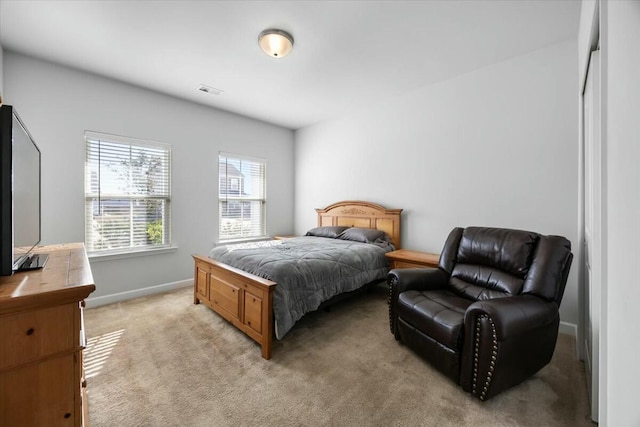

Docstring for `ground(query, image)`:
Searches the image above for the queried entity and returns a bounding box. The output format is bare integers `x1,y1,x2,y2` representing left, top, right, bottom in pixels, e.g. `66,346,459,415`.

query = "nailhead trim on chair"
471,314,498,401
388,279,394,333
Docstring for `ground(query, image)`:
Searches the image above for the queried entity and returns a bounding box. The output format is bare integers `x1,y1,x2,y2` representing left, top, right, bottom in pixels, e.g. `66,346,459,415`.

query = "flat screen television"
0,104,47,276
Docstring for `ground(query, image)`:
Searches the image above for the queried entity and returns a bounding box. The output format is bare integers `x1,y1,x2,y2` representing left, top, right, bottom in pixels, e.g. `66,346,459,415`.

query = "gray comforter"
208,236,394,339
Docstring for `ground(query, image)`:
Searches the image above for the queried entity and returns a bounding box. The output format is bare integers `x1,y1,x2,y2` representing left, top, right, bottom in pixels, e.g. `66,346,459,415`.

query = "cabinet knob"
26,328,34,336
64,413,71,419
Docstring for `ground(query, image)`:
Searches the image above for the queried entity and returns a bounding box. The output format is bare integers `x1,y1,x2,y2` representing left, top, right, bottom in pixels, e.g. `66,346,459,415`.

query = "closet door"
583,48,601,423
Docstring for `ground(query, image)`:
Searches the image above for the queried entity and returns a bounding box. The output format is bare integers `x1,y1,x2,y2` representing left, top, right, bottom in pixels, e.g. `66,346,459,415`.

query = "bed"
193,200,402,359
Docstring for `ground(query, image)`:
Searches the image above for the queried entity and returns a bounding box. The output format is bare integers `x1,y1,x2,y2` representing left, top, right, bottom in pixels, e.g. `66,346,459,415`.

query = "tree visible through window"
85,132,171,254
219,153,266,240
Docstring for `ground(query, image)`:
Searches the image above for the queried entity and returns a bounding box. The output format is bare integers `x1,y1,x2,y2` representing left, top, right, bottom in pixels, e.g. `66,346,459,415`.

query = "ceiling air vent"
198,84,223,95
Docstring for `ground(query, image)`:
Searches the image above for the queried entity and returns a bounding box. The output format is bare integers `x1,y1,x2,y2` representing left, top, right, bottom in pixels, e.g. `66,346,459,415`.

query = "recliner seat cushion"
397,289,473,350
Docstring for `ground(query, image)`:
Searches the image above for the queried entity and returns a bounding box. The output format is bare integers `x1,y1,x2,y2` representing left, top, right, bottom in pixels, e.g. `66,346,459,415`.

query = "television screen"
0,105,45,275
12,112,41,267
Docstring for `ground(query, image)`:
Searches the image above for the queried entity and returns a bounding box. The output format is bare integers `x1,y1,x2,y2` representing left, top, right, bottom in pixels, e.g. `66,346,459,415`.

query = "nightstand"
385,249,439,269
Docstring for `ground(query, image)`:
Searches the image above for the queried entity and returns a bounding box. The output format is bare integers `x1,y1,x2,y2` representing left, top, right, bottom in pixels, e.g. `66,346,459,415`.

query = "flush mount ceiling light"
258,29,294,58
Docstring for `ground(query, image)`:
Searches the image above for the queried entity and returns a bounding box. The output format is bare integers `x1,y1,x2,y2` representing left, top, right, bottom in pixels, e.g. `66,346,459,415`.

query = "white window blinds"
85,132,171,254
219,153,266,241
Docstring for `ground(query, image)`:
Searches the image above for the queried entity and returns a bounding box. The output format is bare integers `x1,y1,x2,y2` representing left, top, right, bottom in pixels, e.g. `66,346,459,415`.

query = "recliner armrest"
388,268,448,337
461,295,561,400
387,267,448,294
464,295,558,340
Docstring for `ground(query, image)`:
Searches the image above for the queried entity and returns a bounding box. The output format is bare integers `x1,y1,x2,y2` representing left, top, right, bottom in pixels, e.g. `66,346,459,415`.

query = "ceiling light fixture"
258,29,294,58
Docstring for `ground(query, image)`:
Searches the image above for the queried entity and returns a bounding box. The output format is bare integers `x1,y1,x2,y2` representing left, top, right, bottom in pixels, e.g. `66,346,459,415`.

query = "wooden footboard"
193,254,276,359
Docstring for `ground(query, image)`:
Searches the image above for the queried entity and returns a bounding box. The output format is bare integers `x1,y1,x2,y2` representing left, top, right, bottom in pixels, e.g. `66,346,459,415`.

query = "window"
85,132,171,255
219,153,266,241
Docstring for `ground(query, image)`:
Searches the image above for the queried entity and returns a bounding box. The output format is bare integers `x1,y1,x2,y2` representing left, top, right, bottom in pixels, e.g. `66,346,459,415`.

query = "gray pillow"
305,226,350,238
337,227,386,244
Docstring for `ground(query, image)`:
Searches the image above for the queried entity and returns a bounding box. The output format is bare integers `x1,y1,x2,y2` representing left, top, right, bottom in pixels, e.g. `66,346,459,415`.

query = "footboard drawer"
210,276,240,319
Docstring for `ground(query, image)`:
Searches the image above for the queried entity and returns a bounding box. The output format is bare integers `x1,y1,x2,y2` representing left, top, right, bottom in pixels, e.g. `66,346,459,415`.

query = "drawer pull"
64,413,71,419
26,328,35,336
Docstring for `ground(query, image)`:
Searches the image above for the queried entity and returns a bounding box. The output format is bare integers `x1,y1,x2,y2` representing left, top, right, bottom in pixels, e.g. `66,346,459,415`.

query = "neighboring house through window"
85,131,172,255
219,153,266,241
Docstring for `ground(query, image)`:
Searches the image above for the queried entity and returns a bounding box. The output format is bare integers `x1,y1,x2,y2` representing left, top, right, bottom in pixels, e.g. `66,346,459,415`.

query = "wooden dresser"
0,243,96,427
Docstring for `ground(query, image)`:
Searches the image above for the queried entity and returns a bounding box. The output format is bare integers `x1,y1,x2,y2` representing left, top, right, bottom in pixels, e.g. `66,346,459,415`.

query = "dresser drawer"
0,353,77,426
0,303,77,370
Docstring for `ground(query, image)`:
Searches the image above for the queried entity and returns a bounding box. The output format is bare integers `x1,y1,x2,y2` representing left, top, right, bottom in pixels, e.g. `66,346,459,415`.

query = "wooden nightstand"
273,235,297,240
386,249,439,269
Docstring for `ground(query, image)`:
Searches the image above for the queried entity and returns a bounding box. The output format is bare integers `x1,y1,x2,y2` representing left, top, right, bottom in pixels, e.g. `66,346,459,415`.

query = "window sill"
88,246,178,262
215,237,271,246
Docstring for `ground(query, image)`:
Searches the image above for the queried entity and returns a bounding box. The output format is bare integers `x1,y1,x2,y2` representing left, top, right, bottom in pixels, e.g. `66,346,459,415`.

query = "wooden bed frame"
193,200,403,359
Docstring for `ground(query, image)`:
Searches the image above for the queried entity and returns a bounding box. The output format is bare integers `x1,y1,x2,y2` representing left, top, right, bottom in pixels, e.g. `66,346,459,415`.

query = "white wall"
295,40,579,326
4,51,295,302
602,1,640,425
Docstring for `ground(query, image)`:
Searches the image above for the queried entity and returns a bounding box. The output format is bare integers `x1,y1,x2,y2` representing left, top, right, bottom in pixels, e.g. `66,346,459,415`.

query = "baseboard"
559,320,577,338
85,283,582,338
85,279,192,308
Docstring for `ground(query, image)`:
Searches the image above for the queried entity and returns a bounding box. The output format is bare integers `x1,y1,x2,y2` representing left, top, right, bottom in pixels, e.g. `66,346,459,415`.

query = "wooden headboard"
315,200,403,249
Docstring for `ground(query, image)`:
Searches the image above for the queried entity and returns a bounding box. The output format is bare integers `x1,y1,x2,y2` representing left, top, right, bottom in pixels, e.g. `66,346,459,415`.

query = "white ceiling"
0,1,580,130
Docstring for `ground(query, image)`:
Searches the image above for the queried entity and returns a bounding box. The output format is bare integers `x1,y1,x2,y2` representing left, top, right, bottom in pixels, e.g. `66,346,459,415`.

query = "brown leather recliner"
388,227,573,400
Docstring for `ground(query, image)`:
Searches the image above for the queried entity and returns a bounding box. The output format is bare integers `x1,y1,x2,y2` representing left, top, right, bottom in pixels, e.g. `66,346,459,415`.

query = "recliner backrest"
522,235,573,304
439,227,540,301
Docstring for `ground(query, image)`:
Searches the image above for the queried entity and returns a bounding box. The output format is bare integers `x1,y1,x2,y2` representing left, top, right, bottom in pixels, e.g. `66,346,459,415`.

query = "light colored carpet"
84,284,594,426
